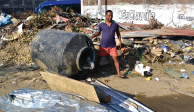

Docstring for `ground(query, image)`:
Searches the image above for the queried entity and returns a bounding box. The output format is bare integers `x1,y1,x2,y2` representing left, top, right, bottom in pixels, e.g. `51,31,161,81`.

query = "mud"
136,94,194,112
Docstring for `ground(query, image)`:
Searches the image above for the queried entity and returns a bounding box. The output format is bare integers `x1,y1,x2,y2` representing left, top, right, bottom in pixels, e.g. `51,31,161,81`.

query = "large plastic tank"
30,29,95,78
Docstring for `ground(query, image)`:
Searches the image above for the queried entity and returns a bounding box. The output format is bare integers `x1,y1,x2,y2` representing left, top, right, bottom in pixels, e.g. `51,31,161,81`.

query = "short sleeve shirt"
98,20,119,48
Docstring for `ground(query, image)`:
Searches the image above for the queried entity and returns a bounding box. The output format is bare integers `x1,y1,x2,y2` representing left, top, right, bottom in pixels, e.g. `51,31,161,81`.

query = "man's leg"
109,47,123,77
96,46,107,71
112,56,122,77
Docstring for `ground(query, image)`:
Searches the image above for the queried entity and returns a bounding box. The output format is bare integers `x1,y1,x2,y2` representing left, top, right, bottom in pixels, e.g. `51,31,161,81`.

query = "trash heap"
80,15,194,80
0,6,100,67
0,5,194,80
115,37,194,80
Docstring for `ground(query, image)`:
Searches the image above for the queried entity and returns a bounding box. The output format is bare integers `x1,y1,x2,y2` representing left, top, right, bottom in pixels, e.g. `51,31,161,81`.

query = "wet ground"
135,94,194,112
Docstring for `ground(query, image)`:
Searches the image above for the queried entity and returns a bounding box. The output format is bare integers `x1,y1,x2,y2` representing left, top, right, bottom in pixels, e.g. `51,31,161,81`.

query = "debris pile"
11,11,33,19
0,6,194,82
0,7,100,66
113,36,194,81
142,16,164,30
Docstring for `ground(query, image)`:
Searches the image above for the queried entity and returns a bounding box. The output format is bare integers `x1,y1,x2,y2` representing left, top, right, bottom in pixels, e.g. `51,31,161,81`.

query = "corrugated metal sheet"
120,29,194,37
91,79,154,112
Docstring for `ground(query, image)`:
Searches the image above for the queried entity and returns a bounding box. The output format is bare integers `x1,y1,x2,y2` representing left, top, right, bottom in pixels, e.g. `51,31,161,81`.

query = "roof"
39,0,80,8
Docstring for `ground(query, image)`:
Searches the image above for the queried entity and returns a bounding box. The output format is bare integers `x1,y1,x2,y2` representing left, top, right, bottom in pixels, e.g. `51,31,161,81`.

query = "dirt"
0,67,50,97
0,62,194,111
90,60,194,111
0,6,194,111
0,41,32,66
0,50,194,112
94,61,194,97
136,94,194,112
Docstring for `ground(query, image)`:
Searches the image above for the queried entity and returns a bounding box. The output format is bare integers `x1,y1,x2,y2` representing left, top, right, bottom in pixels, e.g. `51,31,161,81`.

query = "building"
81,0,194,27
0,0,53,14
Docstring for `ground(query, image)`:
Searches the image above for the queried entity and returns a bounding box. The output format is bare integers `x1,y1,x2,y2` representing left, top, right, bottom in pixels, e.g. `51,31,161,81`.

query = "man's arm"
89,31,101,40
116,30,122,48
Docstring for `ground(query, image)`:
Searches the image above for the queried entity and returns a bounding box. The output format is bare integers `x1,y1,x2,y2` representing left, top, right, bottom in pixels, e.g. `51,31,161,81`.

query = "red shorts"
98,46,118,57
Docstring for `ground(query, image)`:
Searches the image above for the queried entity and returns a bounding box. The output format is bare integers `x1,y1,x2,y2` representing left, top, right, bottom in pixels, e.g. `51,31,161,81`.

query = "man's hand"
119,42,122,49
116,30,122,49
88,32,101,40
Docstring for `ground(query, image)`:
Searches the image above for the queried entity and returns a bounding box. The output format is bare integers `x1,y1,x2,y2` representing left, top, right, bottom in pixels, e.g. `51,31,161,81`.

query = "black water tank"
30,29,95,77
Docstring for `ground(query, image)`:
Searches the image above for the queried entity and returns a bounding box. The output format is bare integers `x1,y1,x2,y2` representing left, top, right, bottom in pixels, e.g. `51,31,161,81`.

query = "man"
90,10,124,78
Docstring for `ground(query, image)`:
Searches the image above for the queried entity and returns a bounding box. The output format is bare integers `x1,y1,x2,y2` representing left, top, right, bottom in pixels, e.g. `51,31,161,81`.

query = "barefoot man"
90,10,124,78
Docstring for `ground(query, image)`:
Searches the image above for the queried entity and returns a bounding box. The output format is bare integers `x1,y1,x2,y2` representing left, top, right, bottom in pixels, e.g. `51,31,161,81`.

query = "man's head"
105,10,113,22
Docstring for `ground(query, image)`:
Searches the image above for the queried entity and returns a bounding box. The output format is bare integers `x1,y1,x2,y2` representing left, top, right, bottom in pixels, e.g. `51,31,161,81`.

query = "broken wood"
134,41,144,44
151,56,157,63
47,24,57,29
142,36,157,41
151,49,162,56
143,54,152,62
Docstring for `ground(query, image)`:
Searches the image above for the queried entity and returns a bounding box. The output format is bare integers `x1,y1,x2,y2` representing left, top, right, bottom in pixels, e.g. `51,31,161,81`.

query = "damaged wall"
82,0,194,27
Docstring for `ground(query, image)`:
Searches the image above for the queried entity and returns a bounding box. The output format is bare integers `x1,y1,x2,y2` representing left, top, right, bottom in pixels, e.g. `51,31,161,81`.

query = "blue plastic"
39,0,80,7
161,45,169,53
35,0,81,13
182,73,189,79
184,55,190,62
0,15,12,27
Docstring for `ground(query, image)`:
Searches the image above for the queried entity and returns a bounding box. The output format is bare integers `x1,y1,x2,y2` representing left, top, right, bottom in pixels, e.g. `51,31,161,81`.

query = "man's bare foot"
117,71,126,78
117,75,126,79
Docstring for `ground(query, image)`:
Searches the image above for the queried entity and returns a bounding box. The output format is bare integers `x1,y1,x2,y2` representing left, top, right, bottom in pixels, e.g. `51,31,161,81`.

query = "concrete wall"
82,0,194,27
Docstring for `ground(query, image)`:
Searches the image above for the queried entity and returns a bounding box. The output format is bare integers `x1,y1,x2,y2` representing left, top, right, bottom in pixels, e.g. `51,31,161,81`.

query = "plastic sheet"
0,88,112,112
0,14,12,27
135,64,151,76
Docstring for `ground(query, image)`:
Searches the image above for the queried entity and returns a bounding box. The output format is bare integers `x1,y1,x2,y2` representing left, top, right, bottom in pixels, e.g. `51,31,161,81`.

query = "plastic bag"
135,64,151,76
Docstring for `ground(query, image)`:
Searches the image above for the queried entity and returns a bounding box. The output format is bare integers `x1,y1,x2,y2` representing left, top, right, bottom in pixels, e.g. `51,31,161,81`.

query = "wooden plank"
169,88,194,98
47,24,57,29
151,56,157,63
142,36,157,40
134,41,144,44
151,49,162,52
143,54,152,62
40,72,100,103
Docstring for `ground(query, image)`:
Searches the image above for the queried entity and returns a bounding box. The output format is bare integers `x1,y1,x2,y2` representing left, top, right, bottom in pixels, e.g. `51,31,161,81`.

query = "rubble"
0,6,194,112
0,7,193,79
0,6,100,66
142,16,164,30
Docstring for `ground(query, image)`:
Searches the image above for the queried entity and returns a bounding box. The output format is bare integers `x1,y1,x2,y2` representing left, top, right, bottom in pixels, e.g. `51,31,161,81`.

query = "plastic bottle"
182,73,189,79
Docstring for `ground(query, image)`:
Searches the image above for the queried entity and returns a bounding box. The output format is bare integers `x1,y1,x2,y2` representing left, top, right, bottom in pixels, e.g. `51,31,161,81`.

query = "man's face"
105,12,113,22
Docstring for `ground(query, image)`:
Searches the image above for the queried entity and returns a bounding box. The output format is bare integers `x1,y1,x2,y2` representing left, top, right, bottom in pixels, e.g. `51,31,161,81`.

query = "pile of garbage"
0,6,101,66
113,36,194,80
142,16,164,30
0,6,194,77
11,10,33,19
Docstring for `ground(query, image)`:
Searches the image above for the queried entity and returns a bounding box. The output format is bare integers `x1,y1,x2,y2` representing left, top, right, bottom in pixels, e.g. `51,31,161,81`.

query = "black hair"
105,10,113,15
